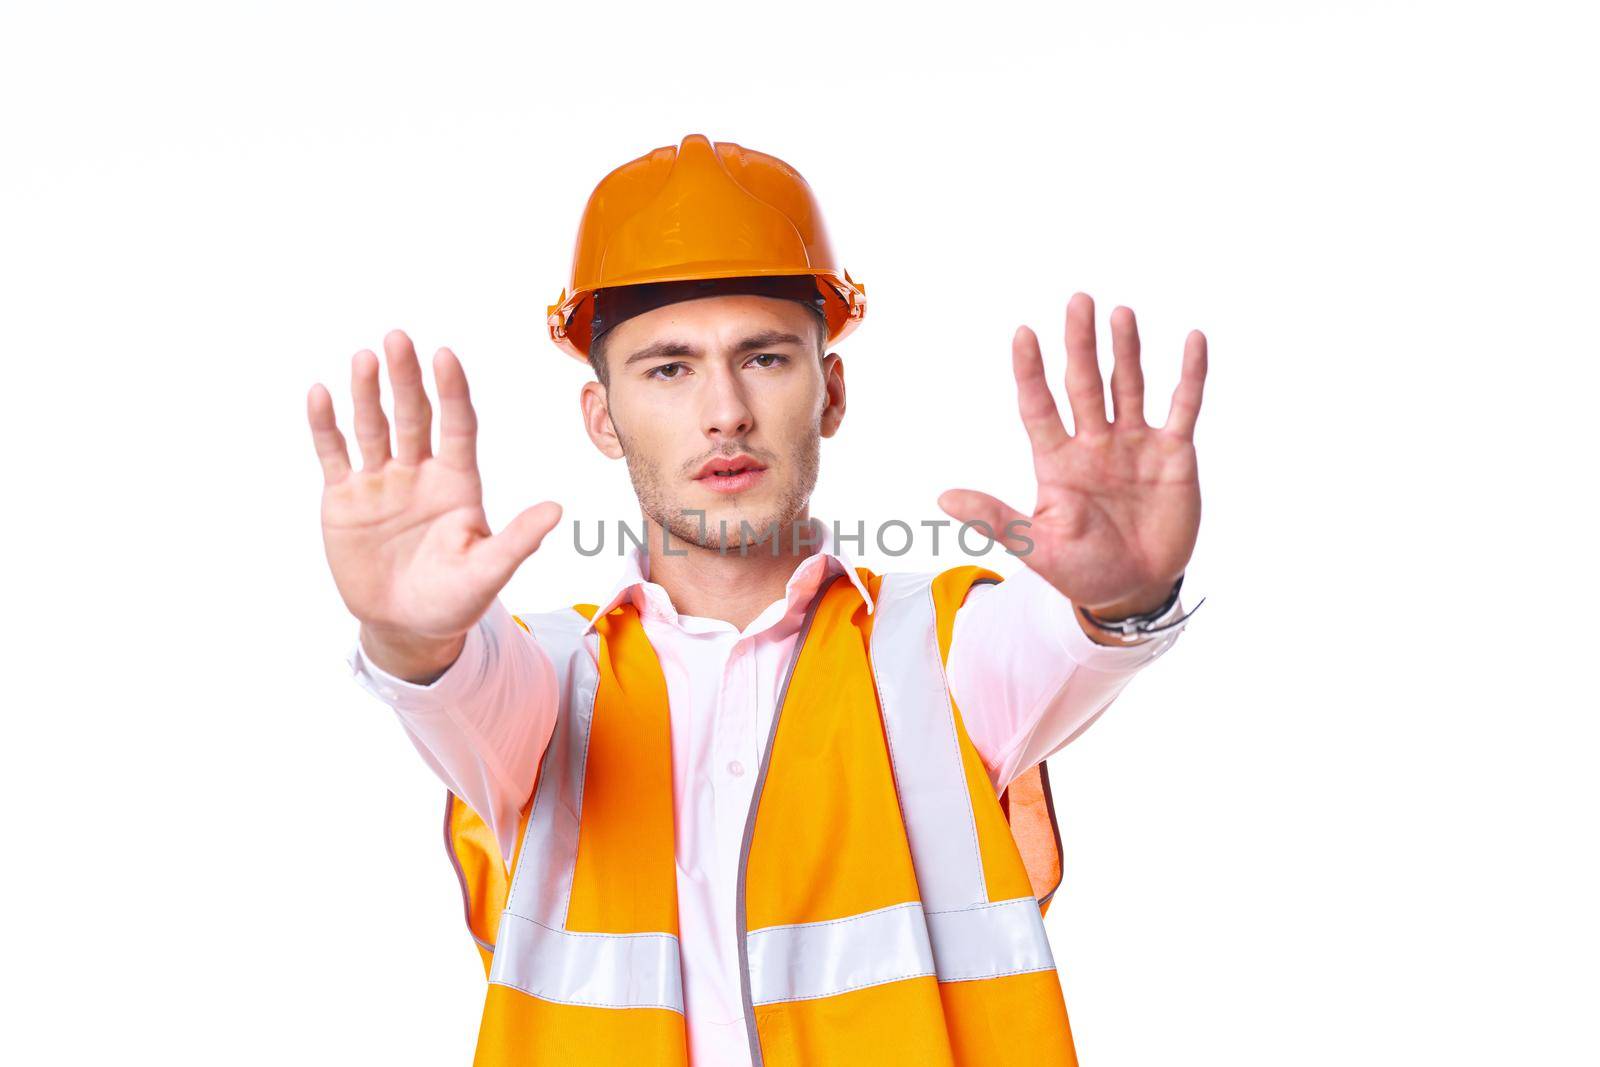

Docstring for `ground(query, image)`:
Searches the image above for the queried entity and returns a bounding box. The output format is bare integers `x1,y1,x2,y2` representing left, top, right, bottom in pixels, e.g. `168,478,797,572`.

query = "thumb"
472,501,564,587
936,489,1033,554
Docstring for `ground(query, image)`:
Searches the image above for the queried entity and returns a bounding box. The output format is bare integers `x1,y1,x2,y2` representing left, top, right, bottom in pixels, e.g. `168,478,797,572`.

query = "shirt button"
727,760,745,777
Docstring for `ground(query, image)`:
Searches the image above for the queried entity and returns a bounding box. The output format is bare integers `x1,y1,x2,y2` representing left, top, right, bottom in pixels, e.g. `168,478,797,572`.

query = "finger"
1163,329,1209,440
471,501,564,588
351,349,391,470
434,347,479,471
1063,292,1110,437
1011,325,1071,457
384,328,434,463
936,489,1033,554
1108,305,1147,427
306,383,352,485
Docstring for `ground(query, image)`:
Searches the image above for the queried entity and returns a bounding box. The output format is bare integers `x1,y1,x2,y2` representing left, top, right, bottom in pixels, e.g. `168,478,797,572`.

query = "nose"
700,364,753,440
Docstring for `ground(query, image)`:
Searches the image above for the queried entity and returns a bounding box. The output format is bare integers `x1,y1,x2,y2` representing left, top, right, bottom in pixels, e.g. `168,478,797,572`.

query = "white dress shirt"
348,518,1187,1066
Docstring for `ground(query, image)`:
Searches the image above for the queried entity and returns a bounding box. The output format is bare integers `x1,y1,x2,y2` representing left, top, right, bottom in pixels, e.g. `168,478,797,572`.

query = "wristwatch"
1077,574,1205,643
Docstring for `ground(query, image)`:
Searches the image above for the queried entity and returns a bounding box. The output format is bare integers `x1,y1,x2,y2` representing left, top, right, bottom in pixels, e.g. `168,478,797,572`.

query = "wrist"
359,622,469,685
1081,584,1176,620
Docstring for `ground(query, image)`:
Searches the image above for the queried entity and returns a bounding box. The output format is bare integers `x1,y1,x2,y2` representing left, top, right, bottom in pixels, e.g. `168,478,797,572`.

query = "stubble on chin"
618,427,822,554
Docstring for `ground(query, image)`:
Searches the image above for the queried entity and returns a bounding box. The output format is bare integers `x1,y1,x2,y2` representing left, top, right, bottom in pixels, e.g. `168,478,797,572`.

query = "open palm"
938,293,1206,615
307,330,562,643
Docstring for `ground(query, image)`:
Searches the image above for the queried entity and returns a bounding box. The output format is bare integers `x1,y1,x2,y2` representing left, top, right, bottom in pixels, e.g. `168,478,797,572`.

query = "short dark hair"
589,302,827,387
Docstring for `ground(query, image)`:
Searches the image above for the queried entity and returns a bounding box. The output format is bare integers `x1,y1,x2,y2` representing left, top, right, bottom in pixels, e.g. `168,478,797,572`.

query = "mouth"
694,456,769,494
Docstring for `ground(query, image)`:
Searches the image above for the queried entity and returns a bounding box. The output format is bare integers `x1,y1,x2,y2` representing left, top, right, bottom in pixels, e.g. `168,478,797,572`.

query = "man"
306,134,1206,1066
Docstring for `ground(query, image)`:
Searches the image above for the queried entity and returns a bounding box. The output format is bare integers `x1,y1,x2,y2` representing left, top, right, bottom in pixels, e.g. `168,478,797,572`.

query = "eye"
646,362,689,381
746,353,789,369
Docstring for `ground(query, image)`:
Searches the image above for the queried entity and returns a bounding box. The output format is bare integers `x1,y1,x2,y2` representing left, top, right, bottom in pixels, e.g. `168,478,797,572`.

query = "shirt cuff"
346,600,511,711
1010,565,1189,672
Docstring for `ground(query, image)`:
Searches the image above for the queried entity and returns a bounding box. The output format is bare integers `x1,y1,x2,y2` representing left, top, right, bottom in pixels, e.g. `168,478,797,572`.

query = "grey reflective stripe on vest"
493,910,684,1012
491,607,687,1013
748,900,936,1005
746,896,1055,1005
868,572,989,911
866,572,1056,980
926,896,1054,981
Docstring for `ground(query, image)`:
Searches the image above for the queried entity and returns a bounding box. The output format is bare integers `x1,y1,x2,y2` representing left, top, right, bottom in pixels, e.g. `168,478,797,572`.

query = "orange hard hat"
548,133,867,362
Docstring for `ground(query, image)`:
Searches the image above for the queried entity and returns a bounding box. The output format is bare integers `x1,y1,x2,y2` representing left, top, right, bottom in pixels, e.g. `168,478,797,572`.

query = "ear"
819,351,846,438
580,380,625,459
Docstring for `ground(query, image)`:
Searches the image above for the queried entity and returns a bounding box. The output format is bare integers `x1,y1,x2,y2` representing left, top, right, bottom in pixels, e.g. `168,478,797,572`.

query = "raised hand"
937,293,1206,617
307,330,562,678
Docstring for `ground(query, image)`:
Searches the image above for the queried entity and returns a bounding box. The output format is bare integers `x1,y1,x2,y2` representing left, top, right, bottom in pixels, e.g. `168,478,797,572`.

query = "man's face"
580,294,846,552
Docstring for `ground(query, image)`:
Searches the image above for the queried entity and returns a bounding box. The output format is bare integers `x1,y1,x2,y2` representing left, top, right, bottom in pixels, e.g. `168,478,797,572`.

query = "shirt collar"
580,516,874,635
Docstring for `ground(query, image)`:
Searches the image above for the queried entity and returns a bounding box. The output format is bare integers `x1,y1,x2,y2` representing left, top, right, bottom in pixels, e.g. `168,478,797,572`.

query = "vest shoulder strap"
444,602,602,976
930,564,1066,915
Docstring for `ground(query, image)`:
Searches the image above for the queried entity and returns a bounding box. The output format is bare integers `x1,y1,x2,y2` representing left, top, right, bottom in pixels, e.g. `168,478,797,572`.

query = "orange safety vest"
444,564,1077,1065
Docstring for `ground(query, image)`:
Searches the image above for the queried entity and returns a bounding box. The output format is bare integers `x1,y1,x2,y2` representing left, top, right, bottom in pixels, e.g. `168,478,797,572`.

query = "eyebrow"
622,330,810,368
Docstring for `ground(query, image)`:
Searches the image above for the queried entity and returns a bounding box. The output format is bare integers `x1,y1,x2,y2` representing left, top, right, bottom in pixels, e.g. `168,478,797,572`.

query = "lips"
694,455,768,494
694,455,766,480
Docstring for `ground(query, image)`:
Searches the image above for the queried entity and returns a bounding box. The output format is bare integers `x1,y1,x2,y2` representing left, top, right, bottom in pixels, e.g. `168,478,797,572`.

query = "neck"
640,510,818,631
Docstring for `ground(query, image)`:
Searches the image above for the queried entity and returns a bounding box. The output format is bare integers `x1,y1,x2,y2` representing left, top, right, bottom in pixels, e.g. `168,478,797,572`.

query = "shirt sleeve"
946,565,1188,795
347,597,559,863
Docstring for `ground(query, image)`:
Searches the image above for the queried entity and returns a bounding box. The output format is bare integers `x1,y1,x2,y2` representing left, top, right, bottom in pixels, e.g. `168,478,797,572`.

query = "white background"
3,1,1596,1063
